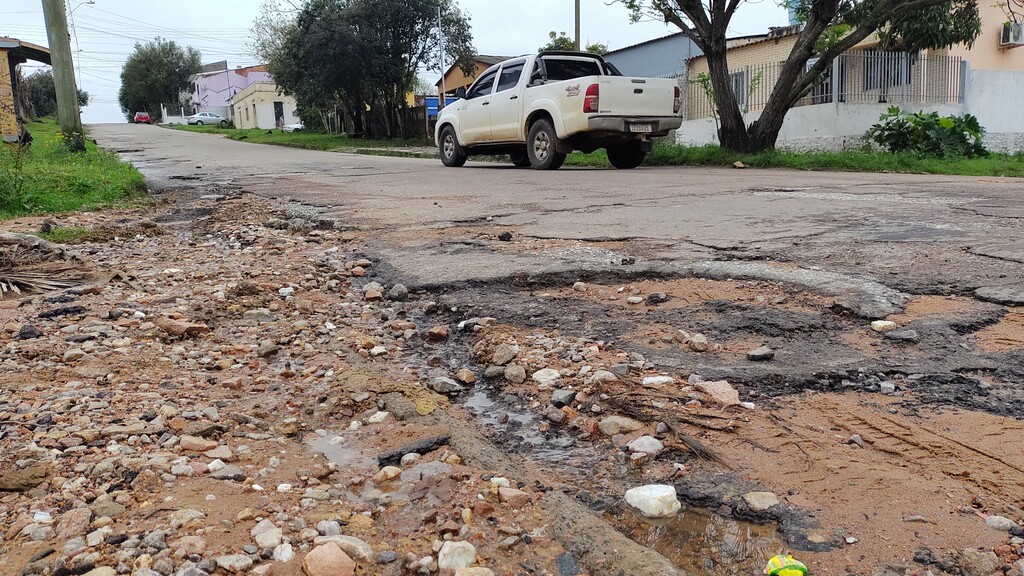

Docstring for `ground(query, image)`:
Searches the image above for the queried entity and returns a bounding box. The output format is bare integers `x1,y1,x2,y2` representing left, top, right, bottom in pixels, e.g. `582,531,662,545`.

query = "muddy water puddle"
609,506,785,575
464,387,584,463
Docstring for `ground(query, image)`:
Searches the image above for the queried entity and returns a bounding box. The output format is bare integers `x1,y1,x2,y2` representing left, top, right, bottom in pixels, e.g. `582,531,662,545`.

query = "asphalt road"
90,123,1024,299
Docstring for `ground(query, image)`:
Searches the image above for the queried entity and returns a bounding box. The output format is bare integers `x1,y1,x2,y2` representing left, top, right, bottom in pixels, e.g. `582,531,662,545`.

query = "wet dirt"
608,505,785,576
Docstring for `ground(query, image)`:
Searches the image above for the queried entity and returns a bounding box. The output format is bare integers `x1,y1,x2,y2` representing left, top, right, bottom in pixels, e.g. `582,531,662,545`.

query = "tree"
118,37,201,121
540,30,609,54
22,70,89,119
260,0,474,137
621,0,981,152
540,31,576,51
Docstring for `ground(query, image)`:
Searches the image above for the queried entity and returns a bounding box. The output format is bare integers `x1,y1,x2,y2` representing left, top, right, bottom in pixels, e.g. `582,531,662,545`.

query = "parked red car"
133,111,152,124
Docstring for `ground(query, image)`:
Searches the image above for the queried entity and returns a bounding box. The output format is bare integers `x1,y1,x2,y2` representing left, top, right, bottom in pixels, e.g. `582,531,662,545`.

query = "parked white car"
282,122,304,132
435,51,683,170
187,112,229,127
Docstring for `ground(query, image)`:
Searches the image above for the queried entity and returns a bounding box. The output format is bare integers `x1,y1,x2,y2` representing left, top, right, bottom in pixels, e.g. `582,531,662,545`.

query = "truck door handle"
510,95,519,100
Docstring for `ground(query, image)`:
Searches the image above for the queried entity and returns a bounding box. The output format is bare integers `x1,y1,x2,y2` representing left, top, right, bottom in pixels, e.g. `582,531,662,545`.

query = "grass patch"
567,141,1024,177
168,124,432,151
0,118,147,220
171,123,1024,177
36,226,93,243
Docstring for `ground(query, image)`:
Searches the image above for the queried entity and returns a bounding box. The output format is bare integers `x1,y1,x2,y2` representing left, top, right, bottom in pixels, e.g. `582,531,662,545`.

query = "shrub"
866,106,987,158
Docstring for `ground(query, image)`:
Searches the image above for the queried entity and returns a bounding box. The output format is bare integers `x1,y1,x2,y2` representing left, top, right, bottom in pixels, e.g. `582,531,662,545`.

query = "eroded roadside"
2,166,1023,576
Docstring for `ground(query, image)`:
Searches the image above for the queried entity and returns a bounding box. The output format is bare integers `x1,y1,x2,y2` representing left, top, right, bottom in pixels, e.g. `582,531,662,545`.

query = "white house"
229,83,301,129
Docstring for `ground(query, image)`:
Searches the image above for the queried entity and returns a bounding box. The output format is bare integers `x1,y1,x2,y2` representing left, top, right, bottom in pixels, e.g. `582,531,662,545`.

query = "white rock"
251,518,276,537
207,459,225,472
369,345,388,356
438,541,477,571
626,435,664,455
273,543,294,562
695,380,740,406
367,411,390,424
255,527,283,549
276,483,293,492
871,320,898,332
743,491,780,512
624,485,681,518
642,375,675,386
627,296,644,304
216,554,253,573
986,515,1019,532
314,535,373,562
531,368,562,386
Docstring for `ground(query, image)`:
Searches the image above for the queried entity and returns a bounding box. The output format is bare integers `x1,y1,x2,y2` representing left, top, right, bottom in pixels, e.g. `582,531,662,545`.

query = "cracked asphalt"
93,124,1023,301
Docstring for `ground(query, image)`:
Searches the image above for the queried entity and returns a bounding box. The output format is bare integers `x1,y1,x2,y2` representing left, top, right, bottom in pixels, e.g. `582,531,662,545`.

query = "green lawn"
168,124,432,151
565,141,1024,177
0,119,147,219
170,123,1024,178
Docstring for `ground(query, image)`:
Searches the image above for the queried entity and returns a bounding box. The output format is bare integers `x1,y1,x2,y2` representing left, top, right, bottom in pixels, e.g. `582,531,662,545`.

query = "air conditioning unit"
1001,22,1024,47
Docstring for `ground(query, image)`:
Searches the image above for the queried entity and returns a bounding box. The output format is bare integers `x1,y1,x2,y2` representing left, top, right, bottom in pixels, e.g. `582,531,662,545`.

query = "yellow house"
1,38,51,144
229,82,301,129
434,55,512,100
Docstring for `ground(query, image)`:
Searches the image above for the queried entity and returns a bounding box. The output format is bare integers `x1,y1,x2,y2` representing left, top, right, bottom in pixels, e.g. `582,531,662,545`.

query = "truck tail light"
673,85,682,114
583,83,600,113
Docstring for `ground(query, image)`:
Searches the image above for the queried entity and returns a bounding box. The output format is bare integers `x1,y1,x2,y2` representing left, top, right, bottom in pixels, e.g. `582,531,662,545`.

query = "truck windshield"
541,57,603,81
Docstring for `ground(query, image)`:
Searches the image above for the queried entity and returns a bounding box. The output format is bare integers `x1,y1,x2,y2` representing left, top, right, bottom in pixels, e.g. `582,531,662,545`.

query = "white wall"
964,69,1024,153
678,69,1024,153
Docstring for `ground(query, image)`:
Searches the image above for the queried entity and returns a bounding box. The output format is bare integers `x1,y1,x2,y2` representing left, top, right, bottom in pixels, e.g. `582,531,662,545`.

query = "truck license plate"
629,123,653,133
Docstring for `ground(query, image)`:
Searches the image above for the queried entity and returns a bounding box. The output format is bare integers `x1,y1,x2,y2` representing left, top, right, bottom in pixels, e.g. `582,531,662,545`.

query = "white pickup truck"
435,51,683,170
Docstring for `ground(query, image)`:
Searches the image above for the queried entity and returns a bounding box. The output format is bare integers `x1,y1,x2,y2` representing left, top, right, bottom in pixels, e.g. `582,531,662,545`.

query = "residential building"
678,5,1024,152
435,55,512,100
604,32,701,79
229,82,300,129
0,37,50,144
188,63,272,118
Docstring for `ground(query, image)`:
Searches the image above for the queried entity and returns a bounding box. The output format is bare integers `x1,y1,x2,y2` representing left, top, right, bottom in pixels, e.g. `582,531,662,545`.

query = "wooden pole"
574,0,581,51
41,0,84,151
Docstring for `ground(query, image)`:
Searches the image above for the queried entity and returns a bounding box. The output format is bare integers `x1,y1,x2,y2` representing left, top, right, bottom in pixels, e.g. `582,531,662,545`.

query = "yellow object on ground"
765,554,808,576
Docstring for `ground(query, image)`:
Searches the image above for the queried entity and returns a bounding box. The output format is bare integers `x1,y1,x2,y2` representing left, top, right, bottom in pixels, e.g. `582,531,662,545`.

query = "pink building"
188,63,272,118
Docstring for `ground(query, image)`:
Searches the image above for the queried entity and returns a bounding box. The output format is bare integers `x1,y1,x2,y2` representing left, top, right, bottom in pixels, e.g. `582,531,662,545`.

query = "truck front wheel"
606,142,646,169
527,120,566,170
439,126,468,167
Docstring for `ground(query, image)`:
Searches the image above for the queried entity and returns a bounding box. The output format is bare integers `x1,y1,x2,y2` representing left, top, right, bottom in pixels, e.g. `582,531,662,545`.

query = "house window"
730,70,749,111
863,48,912,92
245,107,249,122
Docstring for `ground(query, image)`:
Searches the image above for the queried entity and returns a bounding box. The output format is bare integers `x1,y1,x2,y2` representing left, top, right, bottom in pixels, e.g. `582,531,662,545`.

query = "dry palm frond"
0,232,90,297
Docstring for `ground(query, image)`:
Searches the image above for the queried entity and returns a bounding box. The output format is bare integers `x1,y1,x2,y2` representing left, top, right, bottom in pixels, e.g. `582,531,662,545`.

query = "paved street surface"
93,124,1024,294
1,123,1021,576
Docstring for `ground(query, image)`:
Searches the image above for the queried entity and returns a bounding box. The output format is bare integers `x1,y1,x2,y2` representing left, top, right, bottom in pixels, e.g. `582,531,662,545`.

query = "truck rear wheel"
606,142,646,169
527,119,566,170
439,126,468,167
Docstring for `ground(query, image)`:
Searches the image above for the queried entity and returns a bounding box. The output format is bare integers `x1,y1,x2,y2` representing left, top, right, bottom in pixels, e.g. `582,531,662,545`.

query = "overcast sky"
1,0,787,123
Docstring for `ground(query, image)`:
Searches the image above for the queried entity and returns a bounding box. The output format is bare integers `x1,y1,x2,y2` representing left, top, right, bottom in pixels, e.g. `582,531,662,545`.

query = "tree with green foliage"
539,31,609,55
117,37,201,121
621,0,982,152
23,70,89,119
260,0,474,137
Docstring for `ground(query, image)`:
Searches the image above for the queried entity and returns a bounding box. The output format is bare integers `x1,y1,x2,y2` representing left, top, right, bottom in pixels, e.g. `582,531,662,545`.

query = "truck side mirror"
455,87,467,100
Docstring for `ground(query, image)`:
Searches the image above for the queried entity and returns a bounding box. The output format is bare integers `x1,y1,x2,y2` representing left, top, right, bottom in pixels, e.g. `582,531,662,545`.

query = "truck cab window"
496,62,525,93
541,58,602,81
467,70,497,99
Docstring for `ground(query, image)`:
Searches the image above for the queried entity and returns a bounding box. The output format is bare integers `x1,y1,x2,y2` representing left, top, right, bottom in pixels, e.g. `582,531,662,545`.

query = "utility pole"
574,0,581,51
41,0,85,151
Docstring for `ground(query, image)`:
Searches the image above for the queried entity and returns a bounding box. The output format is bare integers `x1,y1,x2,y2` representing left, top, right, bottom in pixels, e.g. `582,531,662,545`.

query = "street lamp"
66,0,95,87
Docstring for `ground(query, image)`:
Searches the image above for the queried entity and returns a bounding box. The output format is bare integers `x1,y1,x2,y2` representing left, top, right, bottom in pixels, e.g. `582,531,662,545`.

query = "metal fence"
686,51,963,120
